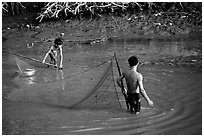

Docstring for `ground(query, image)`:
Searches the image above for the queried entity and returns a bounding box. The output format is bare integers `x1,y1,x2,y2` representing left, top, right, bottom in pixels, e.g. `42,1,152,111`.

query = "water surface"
2,33,202,135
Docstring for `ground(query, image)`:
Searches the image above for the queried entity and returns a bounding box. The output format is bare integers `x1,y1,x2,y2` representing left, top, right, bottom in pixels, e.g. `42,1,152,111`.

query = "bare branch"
35,2,199,22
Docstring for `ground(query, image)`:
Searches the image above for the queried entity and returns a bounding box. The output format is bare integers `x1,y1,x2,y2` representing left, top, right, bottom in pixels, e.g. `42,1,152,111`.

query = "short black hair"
54,37,63,45
128,56,139,67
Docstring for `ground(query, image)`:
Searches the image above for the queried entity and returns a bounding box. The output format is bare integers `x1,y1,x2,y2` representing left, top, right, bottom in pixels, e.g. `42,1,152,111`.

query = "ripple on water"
3,55,202,135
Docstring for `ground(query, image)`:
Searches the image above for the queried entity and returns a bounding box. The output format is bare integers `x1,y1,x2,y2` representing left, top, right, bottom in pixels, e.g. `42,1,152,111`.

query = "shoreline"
2,13,202,71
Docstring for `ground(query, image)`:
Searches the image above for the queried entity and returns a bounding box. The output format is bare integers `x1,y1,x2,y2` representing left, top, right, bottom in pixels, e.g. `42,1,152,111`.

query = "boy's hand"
59,65,63,70
54,64,58,68
148,100,154,107
122,88,127,94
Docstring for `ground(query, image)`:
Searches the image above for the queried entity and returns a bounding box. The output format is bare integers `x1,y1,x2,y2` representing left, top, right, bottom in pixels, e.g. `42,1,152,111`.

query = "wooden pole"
114,53,129,110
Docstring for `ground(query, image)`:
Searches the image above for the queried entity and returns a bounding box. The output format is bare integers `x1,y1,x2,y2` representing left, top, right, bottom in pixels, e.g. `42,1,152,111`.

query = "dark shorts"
127,93,141,113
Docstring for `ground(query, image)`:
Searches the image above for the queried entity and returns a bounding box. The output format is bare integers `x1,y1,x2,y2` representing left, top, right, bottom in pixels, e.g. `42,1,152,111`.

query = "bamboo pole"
114,53,129,110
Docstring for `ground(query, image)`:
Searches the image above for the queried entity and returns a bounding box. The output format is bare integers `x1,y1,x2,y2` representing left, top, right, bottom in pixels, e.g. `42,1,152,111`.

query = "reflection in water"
27,76,36,85
27,69,66,91
17,68,37,85
16,66,66,91
22,68,36,76
56,70,65,90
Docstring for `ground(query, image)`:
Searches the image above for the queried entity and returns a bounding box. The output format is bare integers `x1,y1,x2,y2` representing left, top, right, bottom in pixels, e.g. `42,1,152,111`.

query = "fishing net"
11,53,126,111
14,53,54,71
14,55,36,72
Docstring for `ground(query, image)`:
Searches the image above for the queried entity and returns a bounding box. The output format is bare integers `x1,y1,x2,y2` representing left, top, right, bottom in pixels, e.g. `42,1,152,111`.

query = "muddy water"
2,32,202,135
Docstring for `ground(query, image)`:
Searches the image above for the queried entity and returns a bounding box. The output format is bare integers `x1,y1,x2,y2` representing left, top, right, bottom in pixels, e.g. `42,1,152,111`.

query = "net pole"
114,53,129,110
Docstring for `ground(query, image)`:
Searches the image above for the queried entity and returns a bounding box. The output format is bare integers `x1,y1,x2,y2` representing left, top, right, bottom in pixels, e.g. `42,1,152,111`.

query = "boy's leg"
135,93,141,113
127,94,135,114
49,52,57,67
128,93,141,114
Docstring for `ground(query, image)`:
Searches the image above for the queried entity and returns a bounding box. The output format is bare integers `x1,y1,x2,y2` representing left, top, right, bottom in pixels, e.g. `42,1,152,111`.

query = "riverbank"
3,11,202,37
2,12,202,70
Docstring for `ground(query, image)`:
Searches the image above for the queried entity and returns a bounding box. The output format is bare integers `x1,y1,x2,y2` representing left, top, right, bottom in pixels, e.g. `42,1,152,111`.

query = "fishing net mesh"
14,54,51,71
15,55,36,72
13,54,126,111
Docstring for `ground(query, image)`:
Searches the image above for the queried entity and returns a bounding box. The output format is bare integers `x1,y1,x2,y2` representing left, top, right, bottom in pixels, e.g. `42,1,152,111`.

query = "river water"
2,31,202,135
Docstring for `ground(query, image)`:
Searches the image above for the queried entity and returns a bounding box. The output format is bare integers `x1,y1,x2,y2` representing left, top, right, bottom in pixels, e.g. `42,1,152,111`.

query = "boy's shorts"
127,93,141,112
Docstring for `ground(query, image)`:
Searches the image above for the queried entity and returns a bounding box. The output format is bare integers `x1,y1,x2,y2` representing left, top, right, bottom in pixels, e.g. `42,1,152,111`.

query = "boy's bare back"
116,55,153,107
123,70,142,94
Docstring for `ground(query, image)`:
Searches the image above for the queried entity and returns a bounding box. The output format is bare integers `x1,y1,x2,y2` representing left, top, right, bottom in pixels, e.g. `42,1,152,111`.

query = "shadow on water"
2,33,202,135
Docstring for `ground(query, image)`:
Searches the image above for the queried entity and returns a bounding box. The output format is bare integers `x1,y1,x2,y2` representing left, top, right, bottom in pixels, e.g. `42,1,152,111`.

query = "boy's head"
128,56,139,67
54,38,63,45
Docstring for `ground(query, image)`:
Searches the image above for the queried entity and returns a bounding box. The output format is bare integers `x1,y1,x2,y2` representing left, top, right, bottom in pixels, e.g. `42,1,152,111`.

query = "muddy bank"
3,12,202,38
2,12,202,71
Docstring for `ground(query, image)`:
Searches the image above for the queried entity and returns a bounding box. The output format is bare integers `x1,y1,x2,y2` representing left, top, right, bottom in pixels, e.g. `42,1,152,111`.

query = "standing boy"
117,56,153,114
42,34,64,69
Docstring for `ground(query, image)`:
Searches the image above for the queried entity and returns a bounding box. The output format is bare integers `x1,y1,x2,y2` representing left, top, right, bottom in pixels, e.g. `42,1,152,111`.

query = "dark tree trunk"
8,2,23,16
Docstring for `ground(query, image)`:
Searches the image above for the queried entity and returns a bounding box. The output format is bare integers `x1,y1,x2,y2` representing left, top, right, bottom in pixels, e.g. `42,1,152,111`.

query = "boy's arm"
138,74,154,107
116,73,127,94
59,45,63,69
42,47,52,63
